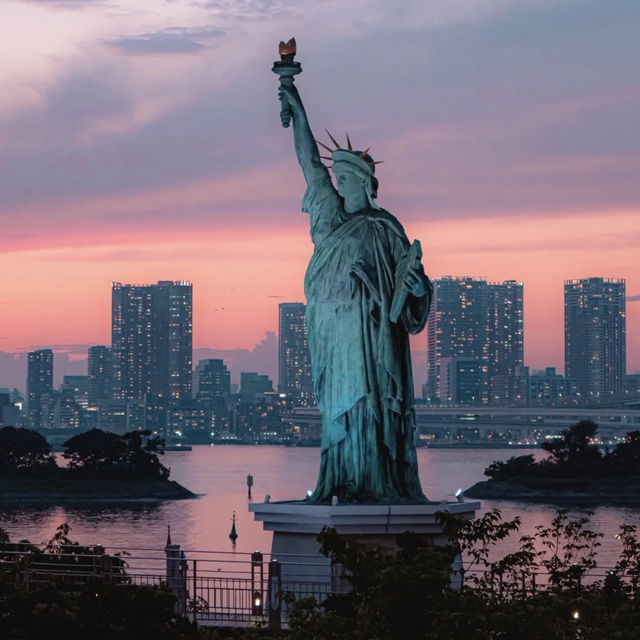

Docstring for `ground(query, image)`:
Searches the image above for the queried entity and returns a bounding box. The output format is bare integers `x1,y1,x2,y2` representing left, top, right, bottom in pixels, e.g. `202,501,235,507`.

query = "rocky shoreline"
0,476,196,502
465,477,640,505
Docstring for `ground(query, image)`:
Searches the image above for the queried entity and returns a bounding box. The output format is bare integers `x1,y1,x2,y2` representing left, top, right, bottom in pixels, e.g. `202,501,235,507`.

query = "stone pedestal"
249,500,480,589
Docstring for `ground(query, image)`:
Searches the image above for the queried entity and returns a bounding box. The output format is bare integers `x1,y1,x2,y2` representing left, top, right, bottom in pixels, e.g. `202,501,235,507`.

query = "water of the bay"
2,446,639,569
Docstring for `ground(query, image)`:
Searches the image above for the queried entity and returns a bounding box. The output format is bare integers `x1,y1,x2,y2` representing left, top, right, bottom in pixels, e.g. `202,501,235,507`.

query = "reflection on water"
1,445,639,567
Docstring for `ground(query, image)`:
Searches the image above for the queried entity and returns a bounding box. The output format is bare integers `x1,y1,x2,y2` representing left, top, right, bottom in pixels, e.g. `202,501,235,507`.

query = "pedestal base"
249,500,480,586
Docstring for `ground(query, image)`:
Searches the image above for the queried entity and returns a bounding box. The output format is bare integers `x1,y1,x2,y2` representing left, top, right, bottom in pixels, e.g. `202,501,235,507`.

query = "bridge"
289,405,640,445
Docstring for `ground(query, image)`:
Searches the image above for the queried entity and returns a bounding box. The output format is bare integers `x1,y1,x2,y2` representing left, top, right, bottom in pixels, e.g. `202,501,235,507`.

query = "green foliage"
0,580,197,640
63,428,128,468
0,524,193,640
535,510,602,591
0,426,170,482
484,454,536,480
483,420,640,483
287,527,456,640
0,426,55,473
541,419,601,469
62,428,170,480
281,509,640,639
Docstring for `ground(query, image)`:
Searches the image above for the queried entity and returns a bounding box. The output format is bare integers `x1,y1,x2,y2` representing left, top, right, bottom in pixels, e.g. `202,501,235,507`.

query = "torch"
272,37,301,128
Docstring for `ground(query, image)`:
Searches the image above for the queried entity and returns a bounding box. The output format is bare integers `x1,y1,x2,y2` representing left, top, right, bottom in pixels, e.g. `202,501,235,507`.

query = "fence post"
165,542,188,614
192,560,197,618
251,551,264,616
268,559,281,633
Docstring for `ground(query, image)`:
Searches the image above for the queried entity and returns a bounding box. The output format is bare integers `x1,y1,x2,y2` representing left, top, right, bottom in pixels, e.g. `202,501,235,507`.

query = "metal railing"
4,540,630,630
0,541,346,630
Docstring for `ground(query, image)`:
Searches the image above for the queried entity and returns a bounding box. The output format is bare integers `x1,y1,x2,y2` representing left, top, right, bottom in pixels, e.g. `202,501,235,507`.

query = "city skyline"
1,270,638,396
0,1,639,376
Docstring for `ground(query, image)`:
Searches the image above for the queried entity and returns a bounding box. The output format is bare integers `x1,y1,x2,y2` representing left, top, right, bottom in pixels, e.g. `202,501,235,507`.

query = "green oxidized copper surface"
273,41,433,504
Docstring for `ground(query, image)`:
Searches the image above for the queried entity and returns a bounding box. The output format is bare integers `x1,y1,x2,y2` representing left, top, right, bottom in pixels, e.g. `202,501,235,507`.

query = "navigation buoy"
229,511,238,543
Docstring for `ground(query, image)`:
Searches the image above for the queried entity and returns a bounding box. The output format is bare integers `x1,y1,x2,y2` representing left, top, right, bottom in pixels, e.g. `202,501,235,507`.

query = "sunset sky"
1,0,639,387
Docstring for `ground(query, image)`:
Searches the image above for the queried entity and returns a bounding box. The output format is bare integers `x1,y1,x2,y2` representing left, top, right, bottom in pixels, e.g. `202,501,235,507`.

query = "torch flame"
279,38,296,57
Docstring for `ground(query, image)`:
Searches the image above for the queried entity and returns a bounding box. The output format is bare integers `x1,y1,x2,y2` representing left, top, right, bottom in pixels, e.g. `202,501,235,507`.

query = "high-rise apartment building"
26,349,53,428
152,281,193,401
111,281,192,404
426,277,524,404
488,280,524,379
88,346,112,405
278,302,314,407
565,277,626,401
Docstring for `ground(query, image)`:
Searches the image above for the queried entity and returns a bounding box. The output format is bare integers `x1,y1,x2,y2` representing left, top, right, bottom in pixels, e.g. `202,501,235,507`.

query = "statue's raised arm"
273,38,328,188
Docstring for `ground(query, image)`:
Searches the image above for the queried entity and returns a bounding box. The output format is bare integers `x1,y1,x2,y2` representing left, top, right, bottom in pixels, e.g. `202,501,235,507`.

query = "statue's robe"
302,170,432,503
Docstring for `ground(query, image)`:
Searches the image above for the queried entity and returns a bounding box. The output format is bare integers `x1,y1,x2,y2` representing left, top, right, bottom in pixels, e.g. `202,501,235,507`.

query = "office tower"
54,386,83,429
194,359,231,435
627,373,640,397
565,278,626,401
111,281,192,404
426,277,524,404
194,359,231,402
240,372,273,400
529,367,579,406
278,302,314,407
26,349,53,428
491,365,531,407
62,375,90,409
0,392,20,427
426,278,490,402
88,346,112,405
440,357,485,404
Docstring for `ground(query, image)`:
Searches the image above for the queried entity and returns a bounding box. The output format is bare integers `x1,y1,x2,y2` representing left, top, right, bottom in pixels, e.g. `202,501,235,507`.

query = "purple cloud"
107,26,225,56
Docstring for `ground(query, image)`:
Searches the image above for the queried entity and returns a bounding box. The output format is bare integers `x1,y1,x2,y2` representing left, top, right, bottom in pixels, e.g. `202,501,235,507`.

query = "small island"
0,426,195,502
465,420,640,505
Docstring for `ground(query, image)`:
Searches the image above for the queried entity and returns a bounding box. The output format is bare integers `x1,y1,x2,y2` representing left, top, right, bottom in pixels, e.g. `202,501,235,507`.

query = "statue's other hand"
404,262,427,298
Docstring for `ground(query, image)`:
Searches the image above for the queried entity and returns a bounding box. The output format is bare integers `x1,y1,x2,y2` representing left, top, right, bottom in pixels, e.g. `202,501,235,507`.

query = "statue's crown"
316,131,383,174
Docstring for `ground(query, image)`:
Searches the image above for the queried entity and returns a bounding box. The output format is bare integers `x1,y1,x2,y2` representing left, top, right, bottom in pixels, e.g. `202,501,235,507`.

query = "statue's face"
333,164,367,204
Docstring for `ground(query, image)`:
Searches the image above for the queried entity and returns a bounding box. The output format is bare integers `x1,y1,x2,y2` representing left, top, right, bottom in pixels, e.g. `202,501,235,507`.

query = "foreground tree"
283,509,640,640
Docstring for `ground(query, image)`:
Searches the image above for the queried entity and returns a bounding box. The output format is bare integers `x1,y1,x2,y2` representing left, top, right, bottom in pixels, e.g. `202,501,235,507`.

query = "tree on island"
0,426,55,474
63,429,169,480
540,419,601,469
481,421,640,489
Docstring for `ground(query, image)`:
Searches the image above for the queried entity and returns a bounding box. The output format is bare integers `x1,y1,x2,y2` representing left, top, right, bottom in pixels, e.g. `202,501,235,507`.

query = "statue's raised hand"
278,84,302,126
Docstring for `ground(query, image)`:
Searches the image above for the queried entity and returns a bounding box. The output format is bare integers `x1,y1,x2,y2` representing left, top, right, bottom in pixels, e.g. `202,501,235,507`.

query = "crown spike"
346,133,353,151
320,155,333,161
358,147,371,159
367,160,384,166
315,139,334,153
325,129,341,149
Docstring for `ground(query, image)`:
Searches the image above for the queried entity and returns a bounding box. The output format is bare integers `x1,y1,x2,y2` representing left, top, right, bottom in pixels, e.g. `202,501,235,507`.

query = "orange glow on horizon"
2,207,638,375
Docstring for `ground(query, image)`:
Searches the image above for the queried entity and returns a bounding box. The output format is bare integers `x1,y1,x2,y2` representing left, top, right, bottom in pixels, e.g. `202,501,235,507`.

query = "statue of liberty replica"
274,39,432,504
